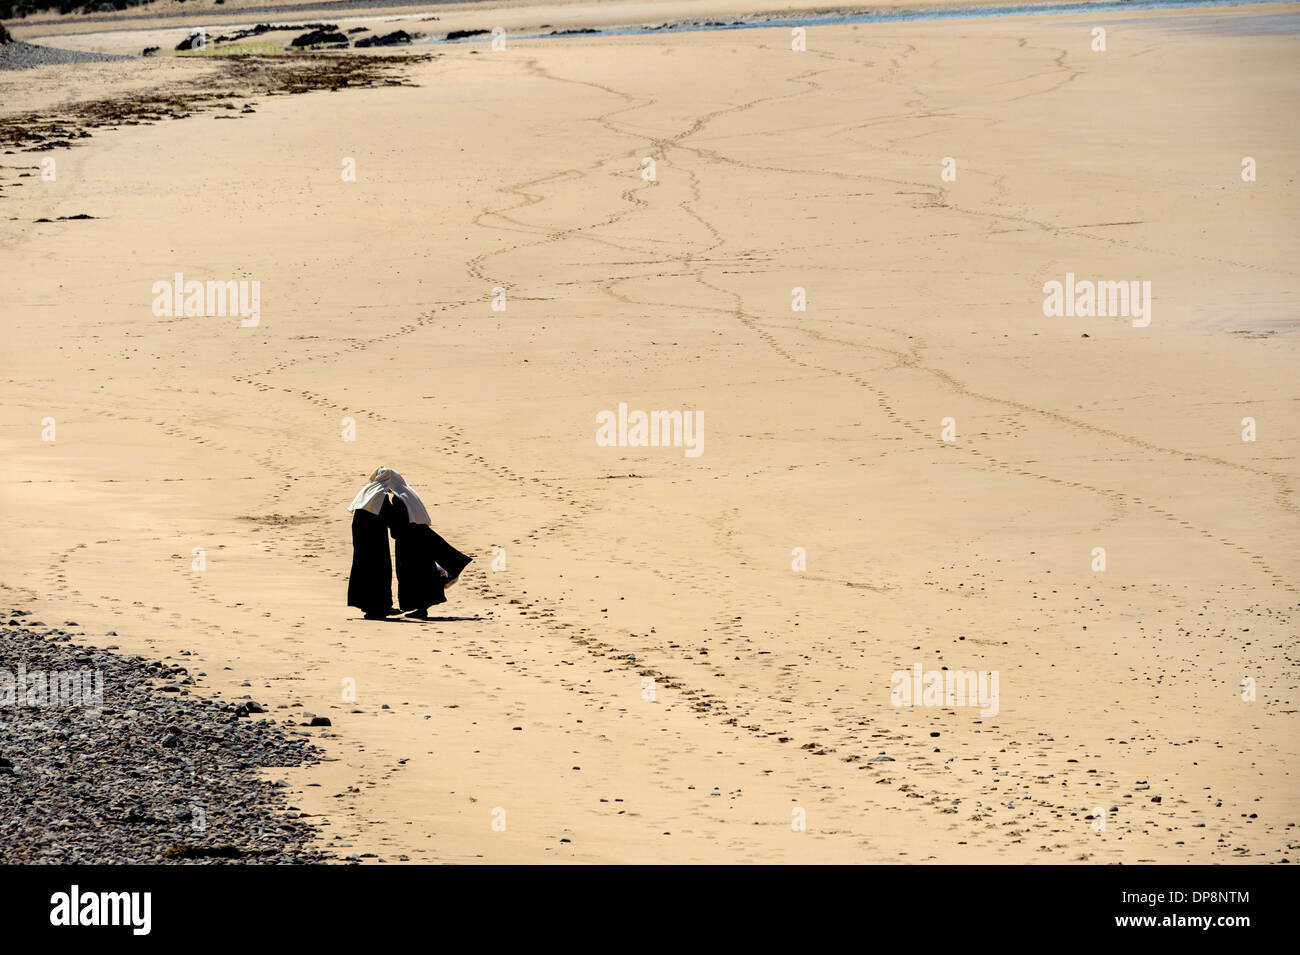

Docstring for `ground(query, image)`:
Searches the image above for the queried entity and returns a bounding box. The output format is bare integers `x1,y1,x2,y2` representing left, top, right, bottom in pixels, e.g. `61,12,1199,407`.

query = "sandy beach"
1,0,1297,864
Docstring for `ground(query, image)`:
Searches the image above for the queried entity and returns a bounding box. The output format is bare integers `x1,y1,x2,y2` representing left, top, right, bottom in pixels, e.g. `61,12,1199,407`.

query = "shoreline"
6,0,1290,58
420,0,1289,43
6,0,1282,39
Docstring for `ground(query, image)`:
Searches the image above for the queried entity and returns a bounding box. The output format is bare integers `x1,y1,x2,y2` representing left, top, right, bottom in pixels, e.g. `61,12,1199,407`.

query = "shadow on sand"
358,615,483,623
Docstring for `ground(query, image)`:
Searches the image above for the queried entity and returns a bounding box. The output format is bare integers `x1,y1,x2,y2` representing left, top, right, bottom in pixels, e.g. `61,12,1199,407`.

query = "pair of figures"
347,467,472,619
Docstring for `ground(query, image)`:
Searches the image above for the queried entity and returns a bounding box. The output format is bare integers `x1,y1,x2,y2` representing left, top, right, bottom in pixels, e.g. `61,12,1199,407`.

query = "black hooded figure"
388,495,473,617
348,466,471,620
347,492,397,619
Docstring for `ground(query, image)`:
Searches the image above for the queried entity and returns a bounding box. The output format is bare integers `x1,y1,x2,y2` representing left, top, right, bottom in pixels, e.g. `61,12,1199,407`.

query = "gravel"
0,609,333,863
0,40,130,71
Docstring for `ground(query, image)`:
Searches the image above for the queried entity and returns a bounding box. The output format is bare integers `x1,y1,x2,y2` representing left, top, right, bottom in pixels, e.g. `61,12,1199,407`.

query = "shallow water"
416,0,1294,46
1095,9,1300,32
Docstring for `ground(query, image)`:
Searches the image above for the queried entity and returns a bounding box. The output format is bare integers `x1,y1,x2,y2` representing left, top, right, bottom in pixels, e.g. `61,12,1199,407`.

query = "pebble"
0,613,333,864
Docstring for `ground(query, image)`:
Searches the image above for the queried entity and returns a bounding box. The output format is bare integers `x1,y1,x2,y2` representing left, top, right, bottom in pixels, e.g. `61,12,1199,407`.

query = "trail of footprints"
37,36,1296,862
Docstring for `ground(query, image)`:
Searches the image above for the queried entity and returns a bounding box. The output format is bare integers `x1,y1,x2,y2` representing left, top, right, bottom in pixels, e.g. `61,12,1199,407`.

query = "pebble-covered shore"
0,40,129,71
0,609,331,863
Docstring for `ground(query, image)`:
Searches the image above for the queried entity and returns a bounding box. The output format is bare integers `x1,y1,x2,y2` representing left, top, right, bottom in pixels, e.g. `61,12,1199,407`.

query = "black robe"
387,497,473,611
347,498,394,615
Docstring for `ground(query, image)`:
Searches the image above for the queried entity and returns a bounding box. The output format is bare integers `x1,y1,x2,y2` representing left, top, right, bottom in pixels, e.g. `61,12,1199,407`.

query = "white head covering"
348,466,431,524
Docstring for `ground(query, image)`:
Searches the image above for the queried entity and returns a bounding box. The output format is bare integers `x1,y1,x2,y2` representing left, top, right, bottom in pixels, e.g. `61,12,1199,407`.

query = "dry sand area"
1,1,1297,863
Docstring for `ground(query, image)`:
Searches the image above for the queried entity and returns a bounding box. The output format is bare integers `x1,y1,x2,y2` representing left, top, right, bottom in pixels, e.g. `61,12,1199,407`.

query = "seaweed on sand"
0,52,431,153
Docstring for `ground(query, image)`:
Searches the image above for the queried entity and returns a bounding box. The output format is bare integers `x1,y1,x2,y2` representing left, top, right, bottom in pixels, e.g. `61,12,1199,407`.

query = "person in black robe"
388,495,473,618
346,492,400,619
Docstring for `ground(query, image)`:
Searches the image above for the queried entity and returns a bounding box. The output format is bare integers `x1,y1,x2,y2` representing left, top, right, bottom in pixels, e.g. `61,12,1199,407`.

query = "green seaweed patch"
175,41,284,58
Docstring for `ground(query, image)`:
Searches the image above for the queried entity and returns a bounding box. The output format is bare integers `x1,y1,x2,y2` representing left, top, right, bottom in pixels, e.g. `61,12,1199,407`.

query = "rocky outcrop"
288,29,349,49
355,30,416,49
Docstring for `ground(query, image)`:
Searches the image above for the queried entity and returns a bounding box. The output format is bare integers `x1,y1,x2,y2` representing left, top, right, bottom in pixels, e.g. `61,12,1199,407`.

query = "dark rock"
355,30,415,48
288,30,349,49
